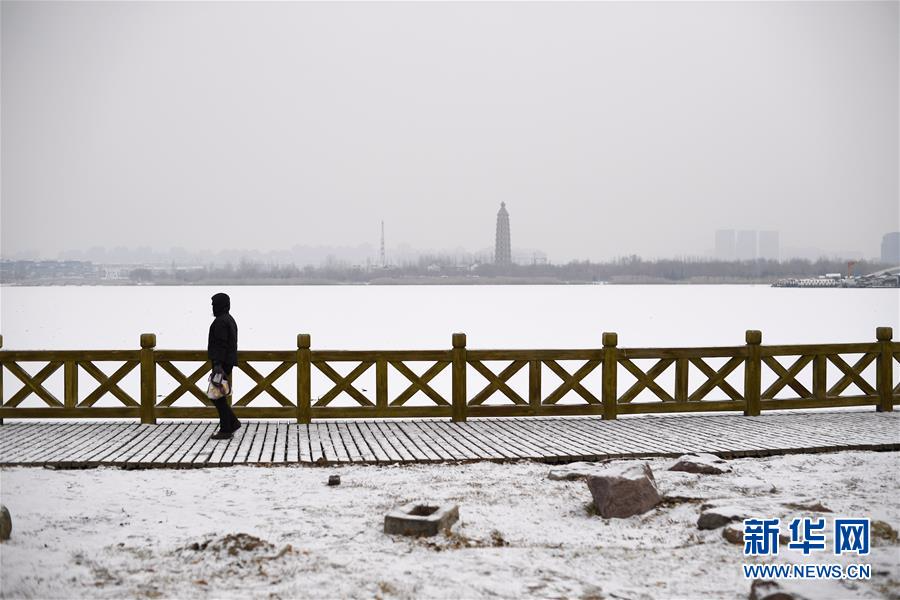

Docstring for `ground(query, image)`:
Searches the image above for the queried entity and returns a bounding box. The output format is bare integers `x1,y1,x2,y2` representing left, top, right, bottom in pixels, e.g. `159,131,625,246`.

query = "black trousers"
212,373,240,433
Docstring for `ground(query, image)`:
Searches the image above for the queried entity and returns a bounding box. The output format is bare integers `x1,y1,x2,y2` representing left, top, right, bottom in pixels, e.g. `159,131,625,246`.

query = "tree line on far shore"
131,255,888,284
2,255,890,285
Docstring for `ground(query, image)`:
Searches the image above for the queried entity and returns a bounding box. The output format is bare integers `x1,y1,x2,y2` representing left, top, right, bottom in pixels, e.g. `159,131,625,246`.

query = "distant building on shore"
883,232,900,263
495,202,511,265
716,229,778,261
736,230,757,261
714,230,736,260
758,230,780,261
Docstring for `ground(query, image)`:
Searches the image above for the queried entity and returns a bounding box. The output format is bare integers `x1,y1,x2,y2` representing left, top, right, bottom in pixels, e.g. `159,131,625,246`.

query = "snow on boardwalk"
1,410,898,467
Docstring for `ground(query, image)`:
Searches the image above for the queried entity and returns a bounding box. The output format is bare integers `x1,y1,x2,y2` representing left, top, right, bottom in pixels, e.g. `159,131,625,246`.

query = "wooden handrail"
0,328,895,424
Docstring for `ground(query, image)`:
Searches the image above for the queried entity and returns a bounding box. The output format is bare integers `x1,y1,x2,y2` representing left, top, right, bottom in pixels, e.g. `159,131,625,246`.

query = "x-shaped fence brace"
688,357,744,402
619,358,674,403
468,360,528,405
157,361,212,406
763,355,813,399
389,361,449,406
234,361,294,407
542,360,601,405
826,353,878,397
78,361,139,407
3,361,63,407
313,361,374,407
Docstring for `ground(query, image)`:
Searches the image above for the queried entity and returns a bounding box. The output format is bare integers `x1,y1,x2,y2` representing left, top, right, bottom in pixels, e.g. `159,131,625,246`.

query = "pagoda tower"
494,202,511,265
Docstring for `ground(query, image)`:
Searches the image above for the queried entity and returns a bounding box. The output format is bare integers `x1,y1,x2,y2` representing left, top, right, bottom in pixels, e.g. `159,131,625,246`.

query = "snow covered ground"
1,450,898,599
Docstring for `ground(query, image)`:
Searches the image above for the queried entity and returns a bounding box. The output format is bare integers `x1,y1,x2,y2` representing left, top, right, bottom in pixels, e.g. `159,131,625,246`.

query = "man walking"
208,292,241,439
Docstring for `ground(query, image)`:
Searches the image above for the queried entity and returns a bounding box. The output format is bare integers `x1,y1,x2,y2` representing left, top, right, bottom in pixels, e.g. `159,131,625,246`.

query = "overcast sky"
1,1,897,262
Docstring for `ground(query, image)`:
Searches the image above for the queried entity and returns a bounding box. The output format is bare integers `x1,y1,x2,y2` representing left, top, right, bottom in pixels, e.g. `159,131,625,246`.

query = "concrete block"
384,502,459,537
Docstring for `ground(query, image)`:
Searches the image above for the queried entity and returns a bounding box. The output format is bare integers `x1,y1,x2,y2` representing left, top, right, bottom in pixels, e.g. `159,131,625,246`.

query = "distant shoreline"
1,277,795,287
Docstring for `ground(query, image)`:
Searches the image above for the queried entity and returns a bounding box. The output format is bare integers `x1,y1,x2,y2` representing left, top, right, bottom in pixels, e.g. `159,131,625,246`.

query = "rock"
723,524,790,545
749,578,863,600
781,500,831,513
585,462,661,518
697,505,748,530
723,525,743,545
327,475,341,486
547,461,610,481
750,579,809,600
872,520,898,545
669,453,731,475
0,505,9,541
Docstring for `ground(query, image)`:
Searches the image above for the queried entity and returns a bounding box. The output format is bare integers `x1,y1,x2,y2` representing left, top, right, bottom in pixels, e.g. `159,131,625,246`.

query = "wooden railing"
0,328,896,423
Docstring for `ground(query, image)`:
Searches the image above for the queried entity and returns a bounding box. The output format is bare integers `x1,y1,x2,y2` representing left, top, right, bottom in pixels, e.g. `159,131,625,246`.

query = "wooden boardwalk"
0,411,897,468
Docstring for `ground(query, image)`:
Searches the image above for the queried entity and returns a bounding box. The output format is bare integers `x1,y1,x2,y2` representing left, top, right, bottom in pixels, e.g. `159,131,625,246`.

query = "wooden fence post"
602,332,618,420
877,326,894,413
64,359,78,409
297,334,311,424
452,333,467,422
744,330,762,416
529,359,541,414
376,356,388,417
140,333,157,424
812,353,827,402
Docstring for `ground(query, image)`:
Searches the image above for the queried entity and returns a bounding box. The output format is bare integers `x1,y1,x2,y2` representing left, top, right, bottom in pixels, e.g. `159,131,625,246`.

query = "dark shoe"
210,430,233,440
231,420,242,433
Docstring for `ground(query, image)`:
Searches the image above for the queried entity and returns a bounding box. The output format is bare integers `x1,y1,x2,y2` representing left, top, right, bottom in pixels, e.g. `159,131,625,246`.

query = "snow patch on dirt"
1,451,898,599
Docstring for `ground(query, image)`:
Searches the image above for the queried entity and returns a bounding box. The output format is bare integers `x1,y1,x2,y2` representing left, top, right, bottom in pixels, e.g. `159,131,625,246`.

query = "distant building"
758,231,780,261
714,230,736,260
736,230,757,261
494,202,511,265
882,232,900,264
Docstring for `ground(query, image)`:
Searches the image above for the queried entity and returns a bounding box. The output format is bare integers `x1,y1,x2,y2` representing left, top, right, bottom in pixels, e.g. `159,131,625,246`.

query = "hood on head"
211,293,230,317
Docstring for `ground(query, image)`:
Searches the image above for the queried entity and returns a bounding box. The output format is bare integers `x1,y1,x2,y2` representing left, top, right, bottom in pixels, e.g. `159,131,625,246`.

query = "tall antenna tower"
380,221,386,268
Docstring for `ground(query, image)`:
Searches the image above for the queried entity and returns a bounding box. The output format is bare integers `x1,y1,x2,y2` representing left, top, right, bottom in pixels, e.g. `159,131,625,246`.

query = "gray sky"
2,1,898,262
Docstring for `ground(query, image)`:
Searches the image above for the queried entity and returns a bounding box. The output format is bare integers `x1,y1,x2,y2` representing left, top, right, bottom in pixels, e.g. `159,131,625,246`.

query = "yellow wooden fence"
0,328,896,423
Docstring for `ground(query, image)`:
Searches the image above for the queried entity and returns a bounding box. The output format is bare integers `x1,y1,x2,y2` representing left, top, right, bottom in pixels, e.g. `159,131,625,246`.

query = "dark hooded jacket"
208,293,238,374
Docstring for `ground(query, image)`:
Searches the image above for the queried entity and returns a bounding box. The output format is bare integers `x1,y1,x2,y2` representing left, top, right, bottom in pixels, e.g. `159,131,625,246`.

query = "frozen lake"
1,285,896,408
0,284,897,350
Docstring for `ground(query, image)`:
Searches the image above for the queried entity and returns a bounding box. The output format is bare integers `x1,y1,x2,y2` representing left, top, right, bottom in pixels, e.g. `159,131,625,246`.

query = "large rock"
750,579,809,600
724,525,790,546
781,500,831,513
697,505,749,530
722,525,744,545
749,578,865,600
669,453,731,475
872,520,899,545
547,461,610,481
0,505,10,541
586,462,661,518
